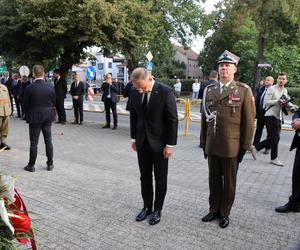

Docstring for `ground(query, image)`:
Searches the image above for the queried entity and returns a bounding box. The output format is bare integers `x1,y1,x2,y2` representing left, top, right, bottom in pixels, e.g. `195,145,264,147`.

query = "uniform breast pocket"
226,101,242,117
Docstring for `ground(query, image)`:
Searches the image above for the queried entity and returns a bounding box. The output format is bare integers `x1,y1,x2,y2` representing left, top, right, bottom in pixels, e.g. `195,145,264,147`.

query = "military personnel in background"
200,50,256,228
0,82,12,151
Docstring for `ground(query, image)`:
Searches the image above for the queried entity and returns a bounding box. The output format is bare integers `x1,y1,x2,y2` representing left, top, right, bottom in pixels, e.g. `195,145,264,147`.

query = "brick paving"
1,117,300,250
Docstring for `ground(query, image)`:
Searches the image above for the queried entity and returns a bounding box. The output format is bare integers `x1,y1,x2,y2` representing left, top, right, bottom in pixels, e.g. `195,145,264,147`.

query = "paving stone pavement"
1,117,300,250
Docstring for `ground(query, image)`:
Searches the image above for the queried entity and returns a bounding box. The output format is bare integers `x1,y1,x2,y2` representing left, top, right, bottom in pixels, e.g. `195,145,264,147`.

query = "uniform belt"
0,100,10,104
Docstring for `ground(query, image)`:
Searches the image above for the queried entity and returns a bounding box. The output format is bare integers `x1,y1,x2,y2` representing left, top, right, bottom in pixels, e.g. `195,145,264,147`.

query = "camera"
279,94,296,115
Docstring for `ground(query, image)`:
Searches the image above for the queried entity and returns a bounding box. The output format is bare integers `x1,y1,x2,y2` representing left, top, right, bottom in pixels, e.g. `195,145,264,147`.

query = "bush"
156,78,196,94
287,87,300,105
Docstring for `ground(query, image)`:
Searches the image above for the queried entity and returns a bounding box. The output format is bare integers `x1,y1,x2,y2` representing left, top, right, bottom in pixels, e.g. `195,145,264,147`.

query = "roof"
173,45,199,60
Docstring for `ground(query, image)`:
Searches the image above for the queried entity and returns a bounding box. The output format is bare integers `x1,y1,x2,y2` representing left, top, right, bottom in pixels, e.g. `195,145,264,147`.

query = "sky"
191,0,220,53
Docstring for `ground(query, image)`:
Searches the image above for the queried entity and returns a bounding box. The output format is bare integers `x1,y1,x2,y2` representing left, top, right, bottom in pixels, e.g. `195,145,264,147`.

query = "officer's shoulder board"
236,81,250,89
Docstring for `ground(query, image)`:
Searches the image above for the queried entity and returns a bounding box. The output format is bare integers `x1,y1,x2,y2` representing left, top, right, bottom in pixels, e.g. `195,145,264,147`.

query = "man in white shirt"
174,78,181,98
192,79,200,100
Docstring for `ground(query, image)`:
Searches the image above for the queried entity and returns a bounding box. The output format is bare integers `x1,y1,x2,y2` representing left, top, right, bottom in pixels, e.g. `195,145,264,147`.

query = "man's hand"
163,146,173,159
237,149,246,163
73,96,79,100
131,142,137,152
292,119,300,130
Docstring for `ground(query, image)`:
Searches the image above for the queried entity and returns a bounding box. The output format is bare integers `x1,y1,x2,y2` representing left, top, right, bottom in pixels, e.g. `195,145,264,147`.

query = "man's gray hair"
131,67,149,81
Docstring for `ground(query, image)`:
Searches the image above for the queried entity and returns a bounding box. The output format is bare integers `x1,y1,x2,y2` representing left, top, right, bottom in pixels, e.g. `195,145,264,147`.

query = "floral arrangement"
0,174,36,250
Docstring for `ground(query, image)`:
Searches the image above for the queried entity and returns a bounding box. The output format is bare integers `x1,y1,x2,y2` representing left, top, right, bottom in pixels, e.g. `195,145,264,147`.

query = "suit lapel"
147,82,159,115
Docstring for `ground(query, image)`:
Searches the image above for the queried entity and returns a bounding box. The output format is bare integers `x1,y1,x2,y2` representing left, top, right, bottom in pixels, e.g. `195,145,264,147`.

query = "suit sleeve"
63,78,68,96
165,89,178,146
23,86,30,113
123,83,130,97
240,87,256,150
110,83,118,93
130,94,137,140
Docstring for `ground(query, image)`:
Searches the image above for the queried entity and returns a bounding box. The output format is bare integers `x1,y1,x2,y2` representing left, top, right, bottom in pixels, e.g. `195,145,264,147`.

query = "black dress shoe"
24,165,35,172
149,210,161,225
112,126,117,130
136,208,152,222
61,121,66,125
219,216,229,228
47,164,54,171
102,125,110,129
275,202,300,213
0,143,11,150
72,121,78,124
201,212,219,222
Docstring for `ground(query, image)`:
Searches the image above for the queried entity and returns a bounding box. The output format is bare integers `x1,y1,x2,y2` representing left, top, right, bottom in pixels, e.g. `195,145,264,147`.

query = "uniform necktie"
220,85,226,94
142,92,148,113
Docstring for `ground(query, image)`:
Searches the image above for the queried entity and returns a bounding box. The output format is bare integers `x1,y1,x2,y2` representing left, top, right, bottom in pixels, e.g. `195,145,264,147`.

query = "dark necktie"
142,92,148,113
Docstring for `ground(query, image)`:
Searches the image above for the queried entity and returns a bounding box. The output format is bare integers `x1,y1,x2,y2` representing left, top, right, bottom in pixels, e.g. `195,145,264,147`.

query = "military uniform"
0,83,11,150
200,75,256,217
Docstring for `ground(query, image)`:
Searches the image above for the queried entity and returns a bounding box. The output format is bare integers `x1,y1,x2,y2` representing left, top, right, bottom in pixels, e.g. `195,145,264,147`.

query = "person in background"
101,73,119,130
53,69,67,124
70,74,85,125
198,70,219,100
123,79,133,111
174,78,182,98
19,75,31,119
192,79,200,100
13,73,22,118
0,81,12,150
1,71,13,115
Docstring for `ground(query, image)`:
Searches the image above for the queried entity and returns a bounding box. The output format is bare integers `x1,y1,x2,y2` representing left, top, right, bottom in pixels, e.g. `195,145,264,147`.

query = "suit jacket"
123,82,133,111
198,79,218,99
290,108,300,151
255,85,266,118
130,82,178,152
54,77,68,100
70,81,85,102
101,81,119,103
19,80,31,101
200,80,256,158
23,79,56,124
0,83,12,116
13,80,22,97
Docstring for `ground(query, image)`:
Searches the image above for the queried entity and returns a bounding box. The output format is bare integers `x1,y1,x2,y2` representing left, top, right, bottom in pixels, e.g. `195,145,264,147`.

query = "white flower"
0,199,14,234
0,175,16,204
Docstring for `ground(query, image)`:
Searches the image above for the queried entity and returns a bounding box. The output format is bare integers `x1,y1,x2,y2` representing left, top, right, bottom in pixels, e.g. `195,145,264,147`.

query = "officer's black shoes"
201,212,219,222
47,164,54,171
24,165,35,172
149,210,161,225
136,208,152,222
102,124,110,129
275,202,300,213
219,216,229,228
112,125,117,130
0,143,11,150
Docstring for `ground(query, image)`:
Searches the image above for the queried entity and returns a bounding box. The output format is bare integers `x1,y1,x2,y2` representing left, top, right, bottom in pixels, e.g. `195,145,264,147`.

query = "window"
108,62,112,69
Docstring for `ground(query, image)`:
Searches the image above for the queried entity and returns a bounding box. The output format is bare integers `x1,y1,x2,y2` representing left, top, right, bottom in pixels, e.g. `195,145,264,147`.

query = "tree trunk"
253,31,265,94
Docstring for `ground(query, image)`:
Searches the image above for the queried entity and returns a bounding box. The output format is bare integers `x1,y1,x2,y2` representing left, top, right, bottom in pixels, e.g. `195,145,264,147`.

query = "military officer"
0,82,11,151
200,50,256,228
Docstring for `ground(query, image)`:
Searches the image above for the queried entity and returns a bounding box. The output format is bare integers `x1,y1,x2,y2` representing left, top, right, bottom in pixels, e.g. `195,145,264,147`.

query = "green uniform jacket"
0,83,11,117
200,80,256,158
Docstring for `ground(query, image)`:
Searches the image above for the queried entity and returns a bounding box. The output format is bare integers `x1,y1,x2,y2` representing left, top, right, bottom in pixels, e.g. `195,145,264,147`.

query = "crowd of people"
0,49,299,230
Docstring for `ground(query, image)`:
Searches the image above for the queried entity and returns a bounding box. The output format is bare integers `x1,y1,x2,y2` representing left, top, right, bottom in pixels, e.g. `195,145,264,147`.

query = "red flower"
10,212,31,243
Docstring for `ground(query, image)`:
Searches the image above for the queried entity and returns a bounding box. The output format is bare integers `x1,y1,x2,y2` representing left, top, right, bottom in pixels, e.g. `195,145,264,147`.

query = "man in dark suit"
123,80,133,111
12,73,22,118
1,71,14,115
198,70,218,100
53,69,67,124
130,67,178,225
252,76,274,151
101,73,118,130
70,74,85,124
23,65,56,172
275,108,300,213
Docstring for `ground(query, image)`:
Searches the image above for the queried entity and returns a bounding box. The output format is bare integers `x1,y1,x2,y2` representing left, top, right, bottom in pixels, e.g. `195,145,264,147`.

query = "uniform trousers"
290,148,300,206
0,116,9,143
208,155,238,216
255,116,281,160
28,122,53,166
137,137,168,211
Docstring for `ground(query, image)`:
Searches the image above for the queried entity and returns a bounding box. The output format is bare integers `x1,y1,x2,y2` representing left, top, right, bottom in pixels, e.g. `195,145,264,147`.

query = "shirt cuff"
131,139,136,143
166,144,174,148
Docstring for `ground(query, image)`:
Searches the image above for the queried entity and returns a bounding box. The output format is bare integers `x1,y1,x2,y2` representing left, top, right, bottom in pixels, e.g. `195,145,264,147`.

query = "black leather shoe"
0,143,11,150
201,212,219,222
136,208,152,222
72,121,78,124
275,202,300,213
102,125,110,129
24,165,35,172
47,164,54,171
219,216,229,228
149,210,161,225
112,126,117,130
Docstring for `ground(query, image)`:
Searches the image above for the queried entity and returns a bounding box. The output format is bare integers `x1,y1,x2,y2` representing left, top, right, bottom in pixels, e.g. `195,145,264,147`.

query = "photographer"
253,73,293,166
275,107,300,213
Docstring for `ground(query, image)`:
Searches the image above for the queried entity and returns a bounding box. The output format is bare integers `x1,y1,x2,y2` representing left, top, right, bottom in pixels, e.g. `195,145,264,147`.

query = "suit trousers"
253,113,269,146
137,137,168,211
0,116,9,143
289,148,300,205
104,99,117,126
56,97,66,122
14,96,21,117
73,99,83,123
28,122,53,166
255,116,281,160
207,155,238,216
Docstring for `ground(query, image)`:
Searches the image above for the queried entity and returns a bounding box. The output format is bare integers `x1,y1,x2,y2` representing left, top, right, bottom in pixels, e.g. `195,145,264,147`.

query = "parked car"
90,84,101,94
